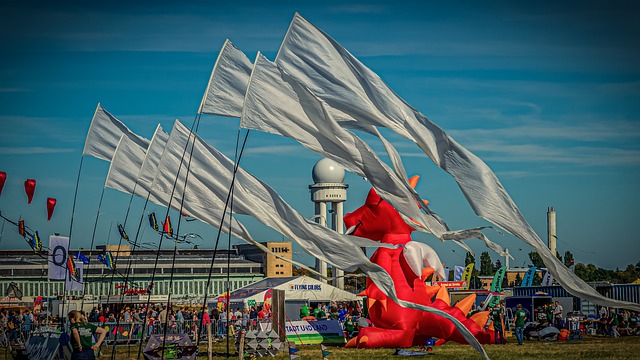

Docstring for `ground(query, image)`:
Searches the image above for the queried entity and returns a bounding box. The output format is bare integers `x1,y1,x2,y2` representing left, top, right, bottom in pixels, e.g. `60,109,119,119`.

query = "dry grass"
3,335,640,359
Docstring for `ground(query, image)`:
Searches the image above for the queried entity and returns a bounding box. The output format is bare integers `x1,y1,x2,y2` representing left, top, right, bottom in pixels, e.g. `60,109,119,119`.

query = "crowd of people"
3,298,639,357
594,308,639,338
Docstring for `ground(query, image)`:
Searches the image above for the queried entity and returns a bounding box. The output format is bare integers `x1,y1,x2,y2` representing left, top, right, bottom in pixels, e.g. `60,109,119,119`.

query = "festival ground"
3,335,639,360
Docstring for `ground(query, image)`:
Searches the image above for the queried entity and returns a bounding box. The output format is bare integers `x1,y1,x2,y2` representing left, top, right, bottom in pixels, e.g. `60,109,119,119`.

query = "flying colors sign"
289,284,322,291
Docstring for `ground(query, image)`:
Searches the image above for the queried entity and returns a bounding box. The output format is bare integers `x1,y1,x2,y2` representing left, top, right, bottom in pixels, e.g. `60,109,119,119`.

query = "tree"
513,272,522,287
480,251,493,276
532,271,543,286
343,269,367,293
292,266,310,277
465,252,475,267
528,251,545,268
563,251,574,268
494,259,502,272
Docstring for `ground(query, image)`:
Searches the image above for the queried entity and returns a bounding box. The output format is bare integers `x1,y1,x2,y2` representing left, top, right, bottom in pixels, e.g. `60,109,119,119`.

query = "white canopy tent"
226,276,361,309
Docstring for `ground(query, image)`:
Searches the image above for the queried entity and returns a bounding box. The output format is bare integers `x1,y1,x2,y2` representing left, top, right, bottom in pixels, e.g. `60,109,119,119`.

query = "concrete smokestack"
547,207,557,257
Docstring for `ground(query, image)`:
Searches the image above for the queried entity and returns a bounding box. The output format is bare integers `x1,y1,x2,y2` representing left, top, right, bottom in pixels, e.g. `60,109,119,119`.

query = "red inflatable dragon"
343,176,494,348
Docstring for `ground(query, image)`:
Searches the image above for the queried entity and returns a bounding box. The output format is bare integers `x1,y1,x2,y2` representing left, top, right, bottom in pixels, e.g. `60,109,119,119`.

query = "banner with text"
260,320,345,345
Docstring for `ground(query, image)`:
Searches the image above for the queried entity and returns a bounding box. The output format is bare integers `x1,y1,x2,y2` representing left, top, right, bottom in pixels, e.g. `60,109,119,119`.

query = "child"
69,310,107,360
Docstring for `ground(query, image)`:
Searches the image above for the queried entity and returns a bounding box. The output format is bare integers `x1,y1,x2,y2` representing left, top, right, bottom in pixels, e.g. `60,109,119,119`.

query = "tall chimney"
547,207,557,257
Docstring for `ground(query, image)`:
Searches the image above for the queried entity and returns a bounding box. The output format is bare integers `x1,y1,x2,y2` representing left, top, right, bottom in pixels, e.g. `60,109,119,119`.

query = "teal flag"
490,266,507,292
521,266,537,287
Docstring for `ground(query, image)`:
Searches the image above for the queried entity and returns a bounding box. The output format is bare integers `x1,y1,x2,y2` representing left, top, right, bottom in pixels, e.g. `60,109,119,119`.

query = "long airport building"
0,243,292,301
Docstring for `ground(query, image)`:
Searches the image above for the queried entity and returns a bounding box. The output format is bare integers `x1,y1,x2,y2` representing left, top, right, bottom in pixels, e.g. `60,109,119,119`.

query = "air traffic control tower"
310,158,348,289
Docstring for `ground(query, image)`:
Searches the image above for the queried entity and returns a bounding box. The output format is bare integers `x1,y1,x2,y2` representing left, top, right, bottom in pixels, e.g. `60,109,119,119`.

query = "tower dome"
312,158,345,183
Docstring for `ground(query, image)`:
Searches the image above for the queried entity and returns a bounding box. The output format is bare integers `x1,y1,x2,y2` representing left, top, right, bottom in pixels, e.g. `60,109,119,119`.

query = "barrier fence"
0,318,272,346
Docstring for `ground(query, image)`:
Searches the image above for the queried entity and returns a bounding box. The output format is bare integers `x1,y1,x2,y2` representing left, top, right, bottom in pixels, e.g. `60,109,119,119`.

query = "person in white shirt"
553,301,563,328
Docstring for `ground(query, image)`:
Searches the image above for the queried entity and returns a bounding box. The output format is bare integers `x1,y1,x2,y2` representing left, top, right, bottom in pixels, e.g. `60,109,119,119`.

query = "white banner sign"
260,320,345,345
48,236,69,280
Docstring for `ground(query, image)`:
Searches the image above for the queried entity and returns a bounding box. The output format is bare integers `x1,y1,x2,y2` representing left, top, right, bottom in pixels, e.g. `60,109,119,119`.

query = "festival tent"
225,276,361,318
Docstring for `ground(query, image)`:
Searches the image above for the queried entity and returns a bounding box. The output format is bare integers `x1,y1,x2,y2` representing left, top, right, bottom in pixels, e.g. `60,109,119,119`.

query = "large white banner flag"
199,40,253,117
82,103,149,161
48,235,69,280
105,129,325,278
274,13,639,311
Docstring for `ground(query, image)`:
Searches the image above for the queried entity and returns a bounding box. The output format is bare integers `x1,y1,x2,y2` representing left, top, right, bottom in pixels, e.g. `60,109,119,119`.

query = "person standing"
68,310,106,360
343,314,355,339
513,304,527,345
553,301,563,328
546,303,554,325
491,304,506,344
609,309,620,338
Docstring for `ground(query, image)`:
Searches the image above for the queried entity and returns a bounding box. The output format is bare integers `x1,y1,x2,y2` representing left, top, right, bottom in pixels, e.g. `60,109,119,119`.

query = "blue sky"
0,1,638,271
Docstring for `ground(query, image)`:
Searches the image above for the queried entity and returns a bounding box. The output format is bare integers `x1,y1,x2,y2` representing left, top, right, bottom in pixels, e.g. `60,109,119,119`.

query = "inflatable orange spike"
346,337,358,347
425,285,441,299
470,311,490,329
367,297,388,312
358,335,368,347
407,175,430,206
454,293,476,315
436,285,450,305
421,267,435,281
358,289,368,297
379,298,388,311
367,297,376,310
408,175,420,189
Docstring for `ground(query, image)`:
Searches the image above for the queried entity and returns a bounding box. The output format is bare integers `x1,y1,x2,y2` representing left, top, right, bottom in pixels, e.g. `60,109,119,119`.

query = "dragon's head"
344,176,427,242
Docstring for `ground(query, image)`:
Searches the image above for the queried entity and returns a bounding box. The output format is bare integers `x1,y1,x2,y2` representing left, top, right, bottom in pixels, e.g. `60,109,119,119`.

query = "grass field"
3,335,639,359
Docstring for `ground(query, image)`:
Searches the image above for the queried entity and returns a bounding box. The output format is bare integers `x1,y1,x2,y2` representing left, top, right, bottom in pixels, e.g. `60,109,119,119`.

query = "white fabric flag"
275,13,639,311
82,103,149,161
48,235,69,280
541,270,554,286
243,53,508,256
192,39,502,256
199,40,254,117
106,130,325,278
149,120,489,358
453,266,465,282
65,261,84,291
243,53,445,236
138,124,170,190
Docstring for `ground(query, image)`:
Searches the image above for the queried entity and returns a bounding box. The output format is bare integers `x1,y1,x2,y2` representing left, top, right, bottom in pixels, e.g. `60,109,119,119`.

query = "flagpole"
60,153,85,332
